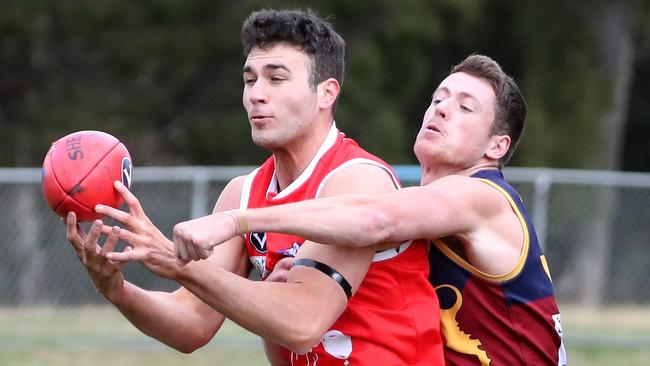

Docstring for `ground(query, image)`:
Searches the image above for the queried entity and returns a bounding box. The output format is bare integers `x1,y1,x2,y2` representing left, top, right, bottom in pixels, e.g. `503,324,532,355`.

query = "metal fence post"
190,169,210,219
532,172,552,251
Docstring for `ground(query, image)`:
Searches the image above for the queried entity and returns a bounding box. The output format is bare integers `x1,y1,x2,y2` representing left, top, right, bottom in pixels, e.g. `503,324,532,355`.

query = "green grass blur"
0,307,266,366
0,305,649,366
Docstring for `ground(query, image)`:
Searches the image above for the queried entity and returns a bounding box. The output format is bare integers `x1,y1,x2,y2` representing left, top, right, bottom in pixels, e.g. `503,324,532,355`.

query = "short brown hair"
451,54,526,167
241,9,345,92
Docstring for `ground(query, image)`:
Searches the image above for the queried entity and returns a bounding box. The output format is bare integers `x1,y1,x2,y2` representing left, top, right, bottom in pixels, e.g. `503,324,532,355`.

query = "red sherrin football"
41,130,133,222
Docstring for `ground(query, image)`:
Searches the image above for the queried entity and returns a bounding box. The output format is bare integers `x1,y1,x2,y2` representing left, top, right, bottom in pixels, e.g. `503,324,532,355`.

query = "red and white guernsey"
240,125,444,366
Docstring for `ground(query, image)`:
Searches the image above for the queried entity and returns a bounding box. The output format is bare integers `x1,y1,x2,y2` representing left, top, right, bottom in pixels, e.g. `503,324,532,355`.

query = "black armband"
293,258,352,299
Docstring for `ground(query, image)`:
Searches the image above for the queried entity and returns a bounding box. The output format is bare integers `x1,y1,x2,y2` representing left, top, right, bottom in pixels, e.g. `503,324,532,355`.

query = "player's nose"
247,80,270,105
434,99,449,120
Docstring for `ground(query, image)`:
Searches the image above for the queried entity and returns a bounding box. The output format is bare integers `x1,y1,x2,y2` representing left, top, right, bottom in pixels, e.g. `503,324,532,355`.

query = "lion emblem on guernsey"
436,284,491,365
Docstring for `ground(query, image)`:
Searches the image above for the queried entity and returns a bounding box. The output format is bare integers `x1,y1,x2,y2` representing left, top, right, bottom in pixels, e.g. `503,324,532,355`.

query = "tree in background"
555,0,646,306
0,0,649,172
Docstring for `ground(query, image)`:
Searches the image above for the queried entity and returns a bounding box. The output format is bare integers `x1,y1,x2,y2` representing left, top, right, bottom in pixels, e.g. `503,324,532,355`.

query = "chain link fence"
1,166,648,307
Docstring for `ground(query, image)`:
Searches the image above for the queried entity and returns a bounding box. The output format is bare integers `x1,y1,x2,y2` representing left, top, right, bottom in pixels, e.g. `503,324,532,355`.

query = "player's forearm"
240,193,394,247
176,263,343,354
109,281,221,353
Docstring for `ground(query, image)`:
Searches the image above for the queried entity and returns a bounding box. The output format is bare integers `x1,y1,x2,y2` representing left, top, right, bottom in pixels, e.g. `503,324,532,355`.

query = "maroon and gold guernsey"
240,125,444,366
429,169,567,366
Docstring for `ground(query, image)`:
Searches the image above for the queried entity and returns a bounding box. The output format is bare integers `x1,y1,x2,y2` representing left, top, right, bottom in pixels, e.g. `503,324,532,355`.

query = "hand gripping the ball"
172,210,244,263
97,181,182,280
65,212,129,301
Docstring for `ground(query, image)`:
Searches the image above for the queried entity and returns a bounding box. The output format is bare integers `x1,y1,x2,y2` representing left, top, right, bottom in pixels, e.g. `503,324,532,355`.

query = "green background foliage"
1,0,648,169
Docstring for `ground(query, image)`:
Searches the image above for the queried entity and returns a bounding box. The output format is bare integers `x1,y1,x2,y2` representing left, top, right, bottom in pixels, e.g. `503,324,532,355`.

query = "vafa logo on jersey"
250,232,301,256
250,232,267,253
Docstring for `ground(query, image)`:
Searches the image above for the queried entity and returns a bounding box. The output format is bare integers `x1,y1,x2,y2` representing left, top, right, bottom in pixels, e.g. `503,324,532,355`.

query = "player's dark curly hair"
451,55,527,167
241,9,345,93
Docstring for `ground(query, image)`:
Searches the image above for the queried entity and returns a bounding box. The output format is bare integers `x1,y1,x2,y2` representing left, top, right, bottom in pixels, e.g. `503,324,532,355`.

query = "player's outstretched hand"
97,181,180,279
65,212,127,301
172,211,240,263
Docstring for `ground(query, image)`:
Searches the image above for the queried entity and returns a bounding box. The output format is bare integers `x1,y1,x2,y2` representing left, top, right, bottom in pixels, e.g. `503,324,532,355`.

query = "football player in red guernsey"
66,8,444,366
176,54,567,366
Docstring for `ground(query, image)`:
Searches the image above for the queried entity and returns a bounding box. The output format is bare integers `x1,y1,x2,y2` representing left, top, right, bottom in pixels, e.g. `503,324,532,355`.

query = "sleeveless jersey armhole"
314,158,402,199
314,158,410,263
431,178,530,282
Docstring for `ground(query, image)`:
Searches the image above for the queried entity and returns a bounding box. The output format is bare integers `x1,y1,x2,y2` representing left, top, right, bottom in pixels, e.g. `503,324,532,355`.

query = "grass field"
0,307,267,366
1,305,649,365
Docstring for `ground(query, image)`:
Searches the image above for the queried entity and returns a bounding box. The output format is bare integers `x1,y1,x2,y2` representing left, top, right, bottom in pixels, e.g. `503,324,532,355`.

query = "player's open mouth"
425,124,441,133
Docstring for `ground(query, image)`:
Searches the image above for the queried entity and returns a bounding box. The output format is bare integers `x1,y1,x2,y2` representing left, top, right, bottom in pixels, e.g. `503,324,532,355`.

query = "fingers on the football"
100,224,115,236
115,227,139,247
95,204,133,228
65,212,81,249
85,220,103,253
100,226,121,255
114,180,146,218
65,212,88,242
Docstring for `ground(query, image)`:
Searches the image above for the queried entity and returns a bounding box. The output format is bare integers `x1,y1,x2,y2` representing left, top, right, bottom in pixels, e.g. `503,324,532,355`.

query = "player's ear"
486,134,510,160
317,78,340,110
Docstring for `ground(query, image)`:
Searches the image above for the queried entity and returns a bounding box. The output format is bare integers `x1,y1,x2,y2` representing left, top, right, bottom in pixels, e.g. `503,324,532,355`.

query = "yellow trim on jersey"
431,178,530,282
540,254,553,282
